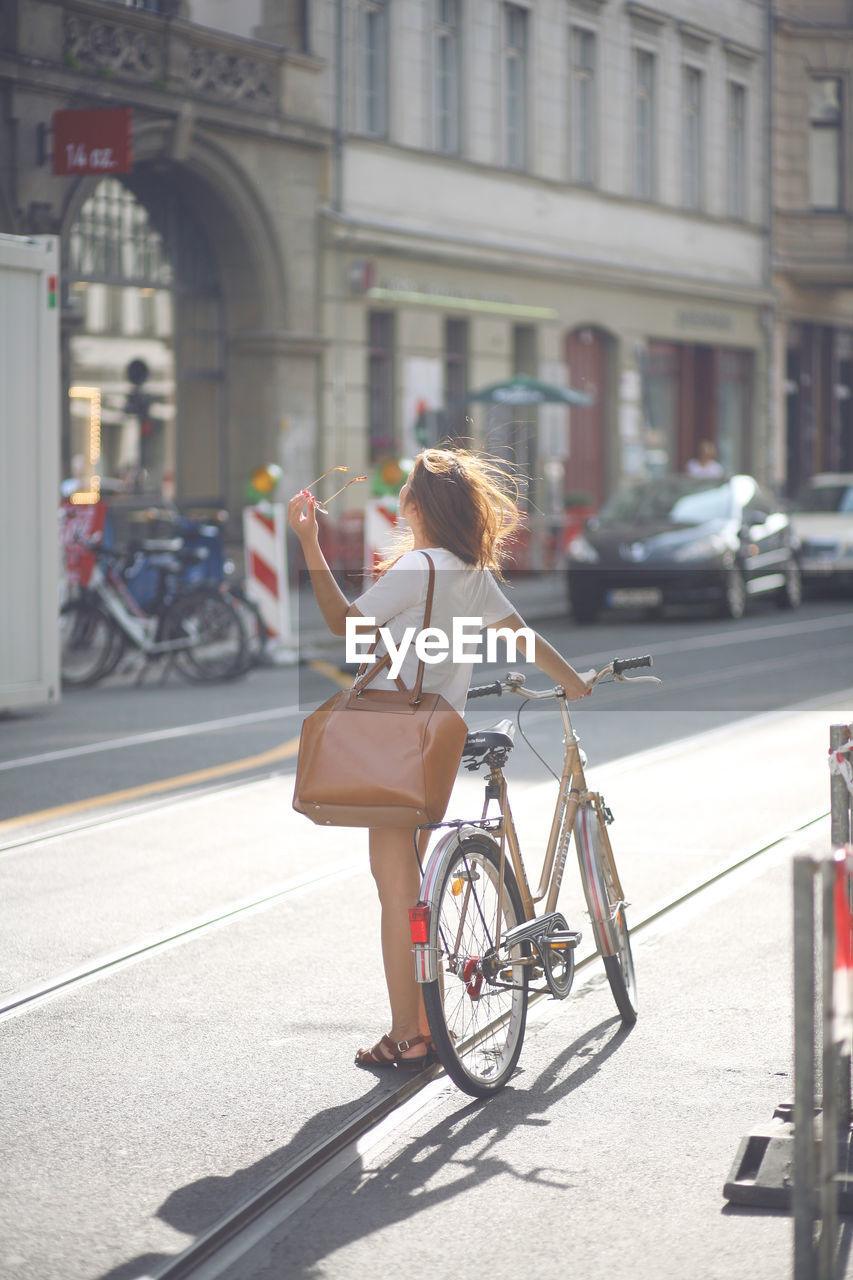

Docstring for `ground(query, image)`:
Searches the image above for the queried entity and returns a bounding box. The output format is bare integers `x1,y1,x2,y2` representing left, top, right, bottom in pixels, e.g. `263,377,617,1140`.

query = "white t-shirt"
352,548,515,714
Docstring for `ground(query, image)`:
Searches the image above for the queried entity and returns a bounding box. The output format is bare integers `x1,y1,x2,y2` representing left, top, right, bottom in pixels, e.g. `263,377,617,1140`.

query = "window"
570,28,596,184
367,311,394,461
444,317,468,436
727,81,746,219
682,66,703,210
359,1,388,137
434,0,461,154
503,4,528,169
810,77,843,209
633,49,655,200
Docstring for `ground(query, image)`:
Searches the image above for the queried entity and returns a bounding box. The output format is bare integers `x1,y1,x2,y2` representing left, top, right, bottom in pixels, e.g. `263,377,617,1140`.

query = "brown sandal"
354,1034,432,1072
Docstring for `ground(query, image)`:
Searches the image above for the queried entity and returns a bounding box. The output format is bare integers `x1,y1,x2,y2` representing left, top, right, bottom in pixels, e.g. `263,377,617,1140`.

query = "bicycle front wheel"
163,590,247,682
575,802,638,1025
421,833,528,1097
59,600,117,687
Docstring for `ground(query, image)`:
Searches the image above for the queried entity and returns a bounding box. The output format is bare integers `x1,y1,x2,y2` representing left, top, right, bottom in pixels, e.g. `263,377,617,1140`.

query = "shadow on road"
98,1014,630,1279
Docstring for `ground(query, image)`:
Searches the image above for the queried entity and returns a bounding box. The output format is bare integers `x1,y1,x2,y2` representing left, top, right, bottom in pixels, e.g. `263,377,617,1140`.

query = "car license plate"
606,588,663,608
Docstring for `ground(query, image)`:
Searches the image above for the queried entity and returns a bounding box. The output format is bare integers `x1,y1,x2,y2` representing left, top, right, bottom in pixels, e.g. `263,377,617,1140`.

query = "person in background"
686,440,725,479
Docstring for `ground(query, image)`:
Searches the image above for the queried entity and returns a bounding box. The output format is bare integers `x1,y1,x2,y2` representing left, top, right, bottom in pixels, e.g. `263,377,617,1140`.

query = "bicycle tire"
163,589,248,682
59,600,117,687
575,803,638,1025
421,832,528,1097
227,586,269,668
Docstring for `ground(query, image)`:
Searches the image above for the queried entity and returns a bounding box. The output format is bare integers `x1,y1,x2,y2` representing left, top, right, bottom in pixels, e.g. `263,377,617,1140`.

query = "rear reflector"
409,902,430,944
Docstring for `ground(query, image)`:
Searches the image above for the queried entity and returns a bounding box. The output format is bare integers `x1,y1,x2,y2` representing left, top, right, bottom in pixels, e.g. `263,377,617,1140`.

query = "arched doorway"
64,171,225,505
564,326,610,506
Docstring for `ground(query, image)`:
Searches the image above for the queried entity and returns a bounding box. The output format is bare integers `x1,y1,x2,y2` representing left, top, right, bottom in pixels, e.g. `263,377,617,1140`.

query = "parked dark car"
566,474,802,624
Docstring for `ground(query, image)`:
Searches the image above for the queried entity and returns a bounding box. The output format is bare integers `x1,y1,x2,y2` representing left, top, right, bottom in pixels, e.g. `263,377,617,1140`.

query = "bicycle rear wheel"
163,589,247,682
421,833,528,1097
575,802,637,1025
59,600,117,687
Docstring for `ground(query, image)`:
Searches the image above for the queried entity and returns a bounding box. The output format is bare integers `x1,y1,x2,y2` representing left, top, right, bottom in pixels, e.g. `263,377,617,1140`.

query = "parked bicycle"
410,655,660,1097
122,507,269,667
59,536,248,687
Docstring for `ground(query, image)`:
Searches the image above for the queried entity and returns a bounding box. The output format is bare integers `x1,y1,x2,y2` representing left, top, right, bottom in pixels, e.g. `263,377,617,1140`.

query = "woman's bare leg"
367,827,430,1060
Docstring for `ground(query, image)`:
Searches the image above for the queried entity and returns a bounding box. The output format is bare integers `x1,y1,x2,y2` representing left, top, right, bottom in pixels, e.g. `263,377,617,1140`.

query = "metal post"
819,859,839,1279
830,726,852,850
794,856,818,1280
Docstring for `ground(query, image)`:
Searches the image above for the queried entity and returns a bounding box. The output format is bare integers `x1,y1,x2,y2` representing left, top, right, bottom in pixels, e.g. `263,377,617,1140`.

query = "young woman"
288,447,591,1071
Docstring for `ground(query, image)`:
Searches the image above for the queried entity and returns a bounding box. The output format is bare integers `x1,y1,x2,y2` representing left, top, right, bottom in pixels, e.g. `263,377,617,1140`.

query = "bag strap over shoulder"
353,551,436,704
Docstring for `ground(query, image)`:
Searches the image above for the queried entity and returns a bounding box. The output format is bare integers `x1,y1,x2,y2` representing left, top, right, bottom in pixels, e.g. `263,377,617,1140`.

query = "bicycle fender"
412,826,498,984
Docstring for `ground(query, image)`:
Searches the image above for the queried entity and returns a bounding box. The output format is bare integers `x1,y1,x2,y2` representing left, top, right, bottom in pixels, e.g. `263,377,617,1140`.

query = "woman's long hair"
383,447,521,573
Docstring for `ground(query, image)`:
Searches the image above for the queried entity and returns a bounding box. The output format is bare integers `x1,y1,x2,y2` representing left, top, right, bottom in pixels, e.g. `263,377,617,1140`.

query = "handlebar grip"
466,681,503,701
612,655,652,675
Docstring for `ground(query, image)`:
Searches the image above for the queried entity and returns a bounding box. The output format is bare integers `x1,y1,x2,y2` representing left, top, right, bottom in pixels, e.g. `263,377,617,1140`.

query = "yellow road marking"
0,737,302,835
308,658,353,690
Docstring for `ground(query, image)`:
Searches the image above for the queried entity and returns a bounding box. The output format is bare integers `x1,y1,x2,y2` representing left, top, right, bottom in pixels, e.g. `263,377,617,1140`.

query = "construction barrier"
242,503,297,663
363,497,401,579
789,724,853,1280
59,500,112,599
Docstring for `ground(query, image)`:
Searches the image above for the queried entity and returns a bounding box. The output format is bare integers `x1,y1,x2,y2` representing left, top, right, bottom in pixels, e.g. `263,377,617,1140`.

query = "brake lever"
614,673,662,685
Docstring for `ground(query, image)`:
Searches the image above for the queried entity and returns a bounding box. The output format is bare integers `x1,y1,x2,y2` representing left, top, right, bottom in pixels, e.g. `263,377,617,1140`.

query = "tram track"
0,856,361,1023
135,809,828,1280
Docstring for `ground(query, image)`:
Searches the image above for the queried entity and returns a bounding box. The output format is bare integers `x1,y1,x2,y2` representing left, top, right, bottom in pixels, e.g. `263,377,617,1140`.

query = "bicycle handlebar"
466,655,661,704
467,680,504,700
612,654,652,675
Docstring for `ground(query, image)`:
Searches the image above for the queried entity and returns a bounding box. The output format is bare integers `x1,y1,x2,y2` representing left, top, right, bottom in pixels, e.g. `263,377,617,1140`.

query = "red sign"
53,108,133,177
60,501,111,588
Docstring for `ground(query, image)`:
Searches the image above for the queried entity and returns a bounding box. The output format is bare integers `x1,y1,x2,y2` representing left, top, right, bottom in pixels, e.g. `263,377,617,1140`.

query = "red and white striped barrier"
364,498,401,579
243,504,297,663
833,847,853,1051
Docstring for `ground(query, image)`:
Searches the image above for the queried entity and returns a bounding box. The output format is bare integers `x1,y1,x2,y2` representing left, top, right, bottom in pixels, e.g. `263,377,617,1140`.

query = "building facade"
773,0,853,496
316,0,773,519
0,0,773,533
0,0,325,518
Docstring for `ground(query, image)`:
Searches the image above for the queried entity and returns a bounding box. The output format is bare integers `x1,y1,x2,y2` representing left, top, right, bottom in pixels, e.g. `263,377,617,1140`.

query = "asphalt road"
1,586,851,1279
1,593,851,830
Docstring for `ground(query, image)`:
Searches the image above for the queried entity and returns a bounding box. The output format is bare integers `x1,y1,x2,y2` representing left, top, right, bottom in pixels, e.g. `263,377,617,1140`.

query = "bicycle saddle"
462,719,515,762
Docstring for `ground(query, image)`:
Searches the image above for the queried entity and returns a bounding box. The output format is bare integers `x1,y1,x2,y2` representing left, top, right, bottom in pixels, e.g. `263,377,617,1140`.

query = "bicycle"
409,655,661,1097
59,537,248,687
122,507,269,668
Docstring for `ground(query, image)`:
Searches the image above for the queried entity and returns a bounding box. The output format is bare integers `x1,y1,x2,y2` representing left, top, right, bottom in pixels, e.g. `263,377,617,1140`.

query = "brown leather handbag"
292,553,468,828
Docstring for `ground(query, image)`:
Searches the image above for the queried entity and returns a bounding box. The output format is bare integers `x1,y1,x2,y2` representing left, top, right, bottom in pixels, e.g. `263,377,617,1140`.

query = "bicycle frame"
84,557,199,657
466,691,625,957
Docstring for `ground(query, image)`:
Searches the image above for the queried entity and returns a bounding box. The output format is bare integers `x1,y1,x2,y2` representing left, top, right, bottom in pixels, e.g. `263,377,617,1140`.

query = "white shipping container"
0,234,60,710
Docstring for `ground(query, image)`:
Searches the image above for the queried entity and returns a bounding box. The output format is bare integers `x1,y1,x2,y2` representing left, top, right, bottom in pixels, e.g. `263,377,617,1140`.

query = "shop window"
727,81,746,219
502,4,528,170
570,27,596,185
682,66,703,211
66,175,224,503
359,1,388,138
717,349,751,475
633,49,656,200
434,0,461,154
810,77,843,210
368,310,395,462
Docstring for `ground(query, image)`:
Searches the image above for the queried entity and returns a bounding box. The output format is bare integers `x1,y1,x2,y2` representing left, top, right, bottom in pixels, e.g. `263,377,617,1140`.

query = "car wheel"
776,558,803,610
719,567,746,620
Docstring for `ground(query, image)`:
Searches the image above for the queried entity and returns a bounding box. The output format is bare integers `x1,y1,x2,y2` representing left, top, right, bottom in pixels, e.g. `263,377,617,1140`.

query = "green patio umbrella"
462,373,594,408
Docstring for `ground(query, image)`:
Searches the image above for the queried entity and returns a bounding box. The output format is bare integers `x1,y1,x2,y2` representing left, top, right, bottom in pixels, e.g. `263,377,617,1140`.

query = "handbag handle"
353,552,436,705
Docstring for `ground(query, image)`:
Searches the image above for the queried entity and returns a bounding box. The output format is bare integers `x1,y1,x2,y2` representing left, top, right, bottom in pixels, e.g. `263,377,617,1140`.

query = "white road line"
571,609,853,668
0,703,304,773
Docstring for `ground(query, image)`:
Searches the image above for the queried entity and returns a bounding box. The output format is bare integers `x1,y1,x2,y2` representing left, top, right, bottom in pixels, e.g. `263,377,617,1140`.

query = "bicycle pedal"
544,931,582,949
